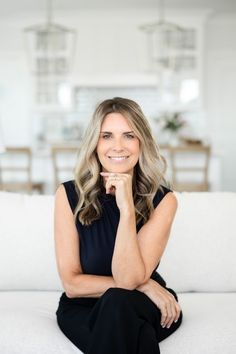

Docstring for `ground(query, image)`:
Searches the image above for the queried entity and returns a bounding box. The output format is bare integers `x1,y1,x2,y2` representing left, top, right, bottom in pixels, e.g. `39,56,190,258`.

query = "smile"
108,156,130,161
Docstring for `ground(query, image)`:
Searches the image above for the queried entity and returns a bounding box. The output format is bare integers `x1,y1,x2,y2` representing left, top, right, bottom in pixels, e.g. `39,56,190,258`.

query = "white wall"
205,13,236,191
0,10,236,191
0,21,32,145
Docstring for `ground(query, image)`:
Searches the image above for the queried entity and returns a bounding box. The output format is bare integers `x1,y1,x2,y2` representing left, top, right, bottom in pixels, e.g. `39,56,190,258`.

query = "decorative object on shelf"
154,111,186,146
180,137,203,145
139,0,191,73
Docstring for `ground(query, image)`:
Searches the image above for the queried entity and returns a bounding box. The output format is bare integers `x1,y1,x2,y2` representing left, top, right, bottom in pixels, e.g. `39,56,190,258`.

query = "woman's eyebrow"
100,131,134,134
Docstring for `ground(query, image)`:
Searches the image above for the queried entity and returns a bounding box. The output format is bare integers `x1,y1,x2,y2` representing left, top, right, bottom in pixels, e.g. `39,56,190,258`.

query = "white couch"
0,190,236,354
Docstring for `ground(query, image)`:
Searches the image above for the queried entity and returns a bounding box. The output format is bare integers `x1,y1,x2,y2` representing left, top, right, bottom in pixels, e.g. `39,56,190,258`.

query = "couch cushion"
0,291,81,354
160,292,236,354
0,192,62,291
158,192,236,292
0,291,235,354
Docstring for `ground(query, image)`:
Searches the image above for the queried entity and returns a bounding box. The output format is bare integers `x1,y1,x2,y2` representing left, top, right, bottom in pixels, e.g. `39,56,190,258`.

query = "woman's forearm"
64,274,116,298
111,209,146,289
65,272,151,299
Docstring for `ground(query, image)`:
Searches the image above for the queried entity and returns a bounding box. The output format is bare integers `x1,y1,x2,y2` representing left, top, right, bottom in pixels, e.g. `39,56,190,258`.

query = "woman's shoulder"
60,180,79,213
61,179,76,191
152,184,173,209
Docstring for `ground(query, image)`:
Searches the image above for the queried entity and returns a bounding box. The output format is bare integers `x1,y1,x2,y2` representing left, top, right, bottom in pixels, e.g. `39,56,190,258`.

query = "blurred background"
0,0,235,194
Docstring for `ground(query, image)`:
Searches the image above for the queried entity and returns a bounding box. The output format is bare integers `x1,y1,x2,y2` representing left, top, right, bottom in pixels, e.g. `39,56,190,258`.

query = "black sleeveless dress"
56,180,182,354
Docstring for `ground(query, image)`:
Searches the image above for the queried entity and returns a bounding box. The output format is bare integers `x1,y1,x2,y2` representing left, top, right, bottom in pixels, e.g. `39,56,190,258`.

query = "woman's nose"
112,139,124,151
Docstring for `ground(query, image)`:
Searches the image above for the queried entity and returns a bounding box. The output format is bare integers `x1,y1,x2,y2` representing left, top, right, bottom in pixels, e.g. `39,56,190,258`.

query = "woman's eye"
125,134,135,139
102,135,111,139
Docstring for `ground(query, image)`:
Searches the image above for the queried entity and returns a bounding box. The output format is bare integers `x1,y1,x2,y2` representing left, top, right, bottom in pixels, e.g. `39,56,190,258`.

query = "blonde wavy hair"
73,97,167,226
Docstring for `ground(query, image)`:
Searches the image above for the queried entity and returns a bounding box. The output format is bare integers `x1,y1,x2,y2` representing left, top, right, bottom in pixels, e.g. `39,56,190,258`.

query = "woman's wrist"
136,279,152,294
119,205,135,219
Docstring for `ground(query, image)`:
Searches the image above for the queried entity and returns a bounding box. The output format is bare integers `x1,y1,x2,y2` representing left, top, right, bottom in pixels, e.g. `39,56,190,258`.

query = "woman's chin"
103,168,130,174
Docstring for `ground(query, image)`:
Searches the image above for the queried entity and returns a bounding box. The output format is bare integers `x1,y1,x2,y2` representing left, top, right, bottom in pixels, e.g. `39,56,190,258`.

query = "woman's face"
96,112,140,176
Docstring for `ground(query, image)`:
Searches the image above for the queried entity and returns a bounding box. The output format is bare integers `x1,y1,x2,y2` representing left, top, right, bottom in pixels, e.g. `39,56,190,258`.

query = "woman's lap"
56,287,183,352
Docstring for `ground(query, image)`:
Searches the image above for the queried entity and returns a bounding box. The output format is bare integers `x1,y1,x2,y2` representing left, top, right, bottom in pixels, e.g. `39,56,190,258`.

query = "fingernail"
174,320,178,323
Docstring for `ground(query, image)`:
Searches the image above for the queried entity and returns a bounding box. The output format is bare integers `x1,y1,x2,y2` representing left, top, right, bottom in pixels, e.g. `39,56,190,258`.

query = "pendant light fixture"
139,0,186,73
24,0,76,76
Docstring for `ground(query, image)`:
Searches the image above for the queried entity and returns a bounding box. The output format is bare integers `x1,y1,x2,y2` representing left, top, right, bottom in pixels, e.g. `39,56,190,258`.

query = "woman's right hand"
137,279,182,328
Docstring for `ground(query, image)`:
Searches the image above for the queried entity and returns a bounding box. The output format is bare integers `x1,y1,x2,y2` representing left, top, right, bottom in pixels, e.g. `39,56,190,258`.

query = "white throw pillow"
158,192,236,292
0,192,63,291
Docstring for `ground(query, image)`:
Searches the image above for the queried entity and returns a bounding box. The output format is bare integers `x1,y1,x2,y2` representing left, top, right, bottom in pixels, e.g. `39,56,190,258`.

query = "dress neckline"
99,188,117,204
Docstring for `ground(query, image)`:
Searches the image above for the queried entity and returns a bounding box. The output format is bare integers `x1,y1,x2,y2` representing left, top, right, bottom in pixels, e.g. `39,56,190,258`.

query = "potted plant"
154,111,186,146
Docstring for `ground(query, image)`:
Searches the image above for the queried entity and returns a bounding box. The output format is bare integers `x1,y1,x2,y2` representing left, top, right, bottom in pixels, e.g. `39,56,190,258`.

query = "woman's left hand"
137,279,182,328
100,172,134,213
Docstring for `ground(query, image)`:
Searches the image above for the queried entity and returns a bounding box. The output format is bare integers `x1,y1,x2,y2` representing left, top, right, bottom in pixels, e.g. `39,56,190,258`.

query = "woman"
54,97,183,354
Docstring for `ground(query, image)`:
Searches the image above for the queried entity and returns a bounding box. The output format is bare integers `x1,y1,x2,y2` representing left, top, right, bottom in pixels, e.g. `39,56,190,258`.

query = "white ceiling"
0,0,236,17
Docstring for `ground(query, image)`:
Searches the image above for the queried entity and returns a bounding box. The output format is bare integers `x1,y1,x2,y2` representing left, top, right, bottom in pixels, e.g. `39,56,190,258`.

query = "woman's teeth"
108,156,129,161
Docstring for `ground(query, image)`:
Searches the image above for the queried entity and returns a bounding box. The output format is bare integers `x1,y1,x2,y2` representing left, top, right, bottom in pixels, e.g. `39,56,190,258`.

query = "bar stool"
0,147,44,194
51,145,80,192
166,144,211,192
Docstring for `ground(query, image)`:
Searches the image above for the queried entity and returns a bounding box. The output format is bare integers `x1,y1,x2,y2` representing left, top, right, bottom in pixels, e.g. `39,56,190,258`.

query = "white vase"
168,131,180,146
